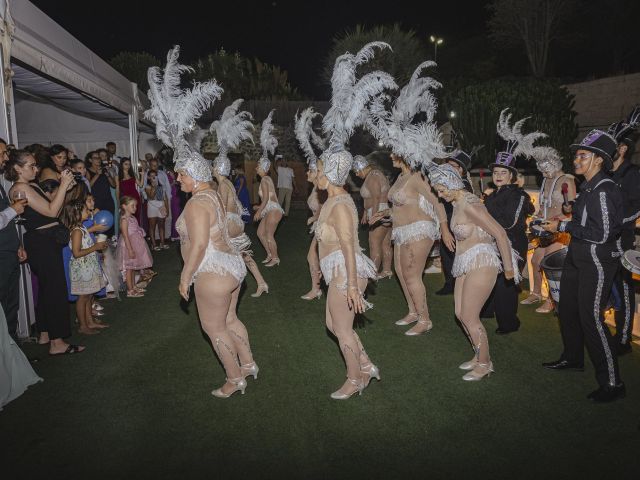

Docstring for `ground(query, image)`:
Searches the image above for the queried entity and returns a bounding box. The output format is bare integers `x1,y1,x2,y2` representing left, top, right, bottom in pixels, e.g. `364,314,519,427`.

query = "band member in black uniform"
542,130,625,403
436,150,473,295
608,107,640,355
483,157,534,334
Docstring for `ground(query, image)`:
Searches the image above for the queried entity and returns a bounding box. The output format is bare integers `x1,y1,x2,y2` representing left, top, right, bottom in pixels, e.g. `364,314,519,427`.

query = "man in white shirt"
276,155,295,217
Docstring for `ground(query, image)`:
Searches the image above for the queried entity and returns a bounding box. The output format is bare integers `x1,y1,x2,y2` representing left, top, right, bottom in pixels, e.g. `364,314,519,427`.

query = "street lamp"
449,111,456,119
430,35,443,62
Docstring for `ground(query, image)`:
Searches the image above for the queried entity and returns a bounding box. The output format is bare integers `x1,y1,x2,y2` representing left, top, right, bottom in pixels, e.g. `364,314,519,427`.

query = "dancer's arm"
179,200,210,296
333,203,366,313
465,202,515,279
253,179,269,220
414,176,454,250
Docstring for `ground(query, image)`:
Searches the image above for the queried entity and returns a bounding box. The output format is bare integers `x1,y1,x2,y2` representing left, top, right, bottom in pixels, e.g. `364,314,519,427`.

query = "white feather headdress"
321,41,398,185
494,108,547,167
258,110,277,172
211,99,254,177
367,61,445,172
294,107,325,171
144,46,223,182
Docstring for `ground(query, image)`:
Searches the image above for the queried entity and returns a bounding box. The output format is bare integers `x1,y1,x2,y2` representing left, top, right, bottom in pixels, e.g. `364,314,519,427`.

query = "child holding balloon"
60,200,108,335
116,196,154,297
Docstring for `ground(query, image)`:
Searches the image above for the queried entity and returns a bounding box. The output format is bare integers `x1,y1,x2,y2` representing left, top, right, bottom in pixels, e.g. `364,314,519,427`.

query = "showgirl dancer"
253,111,284,267
317,41,395,399
521,136,576,314
295,108,326,301
367,62,455,336
352,155,393,279
429,165,519,381
146,47,257,398
211,99,270,298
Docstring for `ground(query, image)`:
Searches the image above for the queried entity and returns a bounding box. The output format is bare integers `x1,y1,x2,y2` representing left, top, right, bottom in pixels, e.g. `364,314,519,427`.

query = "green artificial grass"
1,210,638,479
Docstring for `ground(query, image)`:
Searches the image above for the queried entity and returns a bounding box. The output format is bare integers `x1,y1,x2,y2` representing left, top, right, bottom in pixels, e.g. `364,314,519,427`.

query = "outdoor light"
430,35,444,62
449,111,456,119
378,140,384,147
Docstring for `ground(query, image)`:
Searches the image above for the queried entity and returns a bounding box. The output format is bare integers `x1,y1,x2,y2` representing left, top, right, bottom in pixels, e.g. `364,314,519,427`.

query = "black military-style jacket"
484,184,534,256
609,159,640,233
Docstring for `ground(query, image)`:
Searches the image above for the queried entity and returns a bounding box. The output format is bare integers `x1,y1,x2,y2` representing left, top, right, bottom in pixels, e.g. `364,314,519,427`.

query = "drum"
528,223,558,248
622,250,640,275
540,247,568,304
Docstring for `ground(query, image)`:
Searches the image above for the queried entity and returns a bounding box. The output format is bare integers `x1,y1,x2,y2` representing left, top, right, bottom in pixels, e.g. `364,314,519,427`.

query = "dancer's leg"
394,242,417,323
303,237,322,297
194,273,242,394
226,284,254,366
326,278,367,395
381,226,393,274
244,254,267,289
368,226,385,272
458,267,498,369
264,211,282,262
256,220,269,259
403,238,434,335
529,247,545,296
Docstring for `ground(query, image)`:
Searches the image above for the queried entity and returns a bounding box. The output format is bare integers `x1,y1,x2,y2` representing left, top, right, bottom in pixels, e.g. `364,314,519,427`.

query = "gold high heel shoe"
251,284,269,298
395,312,418,326
301,289,322,300
261,257,272,264
377,271,393,280
520,293,542,305
241,362,260,380
462,362,494,381
265,258,280,267
361,364,381,388
405,316,433,336
459,358,479,371
211,377,247,398
330,378,365,400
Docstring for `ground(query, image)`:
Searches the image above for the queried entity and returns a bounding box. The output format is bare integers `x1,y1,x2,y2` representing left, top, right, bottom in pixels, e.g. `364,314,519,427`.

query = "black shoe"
495,327,518,335
435,285,454,296
542,359,584,371
587,383,626,403
618,343,632,356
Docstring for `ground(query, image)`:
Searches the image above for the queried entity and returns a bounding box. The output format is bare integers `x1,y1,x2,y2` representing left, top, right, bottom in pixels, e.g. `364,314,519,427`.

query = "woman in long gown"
116,158,144,224
253,111,284,267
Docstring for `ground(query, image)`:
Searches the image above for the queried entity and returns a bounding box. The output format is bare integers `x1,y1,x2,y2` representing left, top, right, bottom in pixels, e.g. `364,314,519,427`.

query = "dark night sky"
31,0,489,97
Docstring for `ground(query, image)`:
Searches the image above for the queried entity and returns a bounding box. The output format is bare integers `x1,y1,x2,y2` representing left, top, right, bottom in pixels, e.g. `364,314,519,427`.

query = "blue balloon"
93,210,114,229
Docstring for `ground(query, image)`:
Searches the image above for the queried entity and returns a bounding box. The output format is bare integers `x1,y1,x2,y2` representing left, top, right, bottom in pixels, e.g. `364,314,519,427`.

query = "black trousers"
23,230,71,340
0,251,20,340
614,229,635,347
482,254,526,332
558,241,621,387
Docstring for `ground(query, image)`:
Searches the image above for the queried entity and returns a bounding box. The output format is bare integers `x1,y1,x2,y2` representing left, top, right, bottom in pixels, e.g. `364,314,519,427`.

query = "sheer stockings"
243,253,267,291
530,242,565,296
395,238,434,334
368,224,393,274
194,273,253,395
257,210,282,261
304,236,322,296
454,266,498,371
325,278,372,395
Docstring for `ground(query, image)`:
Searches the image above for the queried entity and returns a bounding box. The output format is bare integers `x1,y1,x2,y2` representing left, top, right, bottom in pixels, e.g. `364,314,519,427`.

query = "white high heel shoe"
265,258,280,267
261,257,272,264
462,362,494,381
241,362,260,380
251,284,269,298
330,378,364,400
404,317,433,336
395,312,418,326
211,377,247,398
301,290,322,300
459,358,479,371
361,364,381,388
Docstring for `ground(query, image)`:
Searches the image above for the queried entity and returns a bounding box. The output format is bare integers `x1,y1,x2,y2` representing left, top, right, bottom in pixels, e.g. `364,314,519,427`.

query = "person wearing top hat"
542,129,625,403
607,106,640,356
482,148,534,334
436,149,474,296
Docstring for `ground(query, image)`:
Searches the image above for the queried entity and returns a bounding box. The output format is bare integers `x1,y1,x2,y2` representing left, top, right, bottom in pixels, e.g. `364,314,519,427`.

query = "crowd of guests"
0,139,189,362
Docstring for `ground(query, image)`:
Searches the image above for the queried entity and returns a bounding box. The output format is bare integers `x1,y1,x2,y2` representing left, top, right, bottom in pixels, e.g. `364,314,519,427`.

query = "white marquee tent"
0,0,161,338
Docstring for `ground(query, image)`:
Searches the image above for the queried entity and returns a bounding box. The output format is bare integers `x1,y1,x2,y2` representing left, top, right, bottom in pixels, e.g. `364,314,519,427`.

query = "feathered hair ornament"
352,155,369,173
493,108,547,171
367,61,445,172
145,46,223,182
321,41,398,186
211,99,254,177
294,107,325,171
607,105,640,146
258,110,278,173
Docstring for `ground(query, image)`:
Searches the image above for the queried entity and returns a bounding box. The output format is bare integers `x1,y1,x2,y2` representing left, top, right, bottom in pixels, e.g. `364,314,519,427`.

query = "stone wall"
565,73,640,161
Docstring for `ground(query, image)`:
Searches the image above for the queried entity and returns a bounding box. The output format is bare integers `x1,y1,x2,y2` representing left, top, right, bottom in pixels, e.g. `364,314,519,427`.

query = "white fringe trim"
320,250,378,285
194,244,247,284
452,243,502,278
392,220,439,245
260,200,284,219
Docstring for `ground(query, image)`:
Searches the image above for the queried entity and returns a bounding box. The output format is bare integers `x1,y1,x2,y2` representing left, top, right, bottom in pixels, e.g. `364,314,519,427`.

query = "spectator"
116,196,153,297
0,138,27,340
145,171,169,250
39,144,69,182
116,157,144,223
143,157,172,241
69,158,91,194
86,150,116,236
106,142,121,166
166,167,181,240
233,166,251,223
60,200,108,335
6,150,85,355
276,155,295,217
